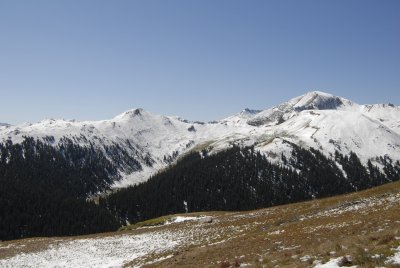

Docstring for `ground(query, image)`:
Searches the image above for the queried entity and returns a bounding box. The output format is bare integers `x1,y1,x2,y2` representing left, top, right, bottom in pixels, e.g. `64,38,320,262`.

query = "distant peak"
127,108,144,116
304,90,334,97
39,118,59,124
291,90,353,111
241,108,261,115
247,90,356,126
237,108,262,119
115,108,146,119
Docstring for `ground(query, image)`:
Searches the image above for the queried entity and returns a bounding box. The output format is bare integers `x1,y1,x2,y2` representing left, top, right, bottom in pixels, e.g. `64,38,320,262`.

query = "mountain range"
1,91,399,188
2,90,400,241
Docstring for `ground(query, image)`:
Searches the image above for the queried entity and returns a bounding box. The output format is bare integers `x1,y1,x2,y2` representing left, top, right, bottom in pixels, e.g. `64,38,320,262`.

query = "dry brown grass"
147,181,400,267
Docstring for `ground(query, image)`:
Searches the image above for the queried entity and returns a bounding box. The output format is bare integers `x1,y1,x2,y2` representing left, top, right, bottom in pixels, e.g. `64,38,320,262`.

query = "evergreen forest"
101,143,400,225
0,138,119,241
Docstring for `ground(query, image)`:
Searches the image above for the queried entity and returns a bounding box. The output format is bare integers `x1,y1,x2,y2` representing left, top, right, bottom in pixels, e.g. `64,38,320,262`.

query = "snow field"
0,231,182,268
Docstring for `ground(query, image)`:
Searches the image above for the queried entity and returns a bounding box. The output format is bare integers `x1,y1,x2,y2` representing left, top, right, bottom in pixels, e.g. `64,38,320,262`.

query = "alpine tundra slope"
1,91,399,187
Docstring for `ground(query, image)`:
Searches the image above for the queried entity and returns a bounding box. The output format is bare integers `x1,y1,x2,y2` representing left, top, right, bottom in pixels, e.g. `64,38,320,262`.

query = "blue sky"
0,0,399,124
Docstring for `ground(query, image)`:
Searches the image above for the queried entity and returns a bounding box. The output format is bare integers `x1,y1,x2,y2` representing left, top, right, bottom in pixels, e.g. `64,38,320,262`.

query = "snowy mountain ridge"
247,91,356,126
1,91,399,187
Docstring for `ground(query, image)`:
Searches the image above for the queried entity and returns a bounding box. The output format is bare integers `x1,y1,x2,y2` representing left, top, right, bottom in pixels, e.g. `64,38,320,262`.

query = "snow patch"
0,231,183,268
386,246,400,264
314,256,356,268
268,229,285,235
167,216,199,224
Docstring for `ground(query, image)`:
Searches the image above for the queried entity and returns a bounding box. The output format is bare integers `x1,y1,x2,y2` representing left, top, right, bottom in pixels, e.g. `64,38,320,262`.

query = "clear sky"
0,0,399,124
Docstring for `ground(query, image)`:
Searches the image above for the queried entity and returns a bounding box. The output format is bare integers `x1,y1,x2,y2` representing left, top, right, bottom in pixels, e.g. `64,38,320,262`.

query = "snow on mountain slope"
220,108,262,126
247,91,356,126
360,103,400,135
254,109,400,164
0,108,242,187
1,91,399,188
292,91,355,111
210,91,399,165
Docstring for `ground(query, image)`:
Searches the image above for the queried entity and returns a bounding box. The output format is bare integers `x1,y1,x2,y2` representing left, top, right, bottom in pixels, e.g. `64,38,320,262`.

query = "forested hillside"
101,144,400,225
0,138,119,241
2,137,399,241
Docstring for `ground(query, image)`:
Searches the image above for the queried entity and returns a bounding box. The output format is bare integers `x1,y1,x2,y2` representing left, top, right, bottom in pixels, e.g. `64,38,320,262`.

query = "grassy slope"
1,181,400,267
144,181,400,268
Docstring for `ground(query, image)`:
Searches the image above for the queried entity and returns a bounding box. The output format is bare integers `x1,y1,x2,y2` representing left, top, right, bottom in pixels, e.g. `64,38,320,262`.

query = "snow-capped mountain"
205,91,400,170
1,91,399,187
247,91,355,126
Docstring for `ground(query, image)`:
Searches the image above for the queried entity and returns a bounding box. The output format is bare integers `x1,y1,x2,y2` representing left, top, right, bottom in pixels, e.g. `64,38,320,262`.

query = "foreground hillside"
1,181,399,267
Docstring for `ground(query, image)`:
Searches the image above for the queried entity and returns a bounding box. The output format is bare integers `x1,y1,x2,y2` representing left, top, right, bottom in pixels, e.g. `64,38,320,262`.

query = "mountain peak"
247,91,356,126
114,108,147,120
291,91,353,111
303,90,334,97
